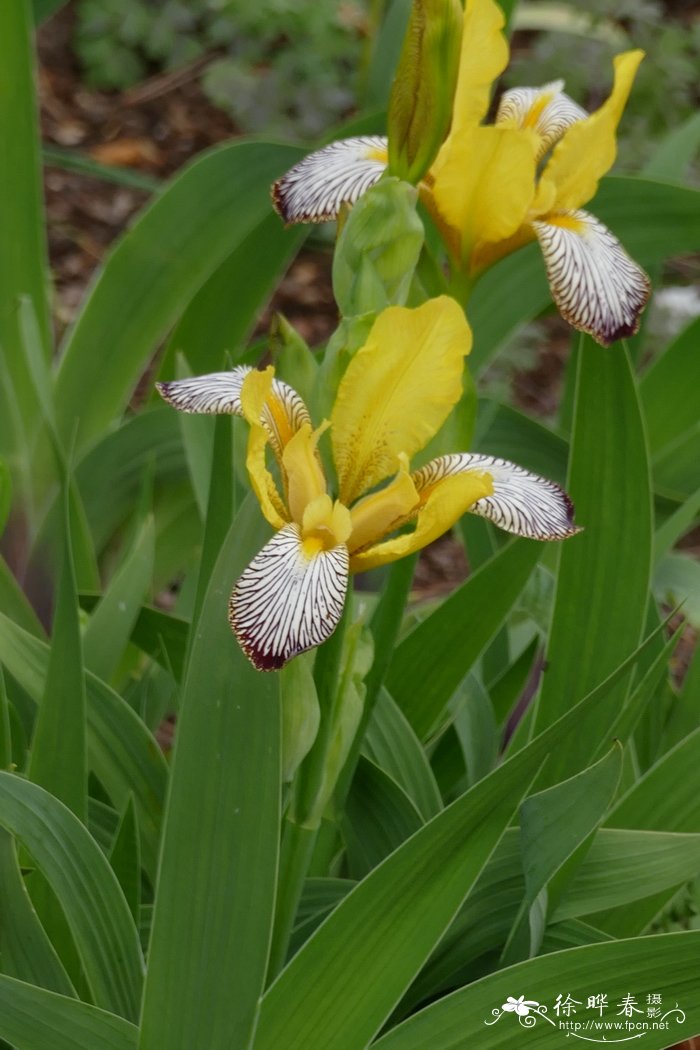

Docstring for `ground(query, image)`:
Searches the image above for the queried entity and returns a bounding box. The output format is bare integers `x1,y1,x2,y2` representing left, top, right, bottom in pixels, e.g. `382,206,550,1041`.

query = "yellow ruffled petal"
240,369,289,530
430,125,537,267
450,0,509,135
539,50,644,213
347,455,420,553
282,422,329,525
350,469,492,573
330,297,471,506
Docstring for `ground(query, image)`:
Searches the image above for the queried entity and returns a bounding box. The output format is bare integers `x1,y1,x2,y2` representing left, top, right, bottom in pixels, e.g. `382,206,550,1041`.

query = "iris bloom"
272,0,650,347
158,298,577,670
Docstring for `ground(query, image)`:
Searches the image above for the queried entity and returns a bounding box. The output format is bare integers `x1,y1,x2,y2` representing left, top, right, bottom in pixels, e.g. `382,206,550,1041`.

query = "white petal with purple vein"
532,209,651,346
156,366,251,414
272,137,388,224
412,454,579,540
229,524,349,671
496,81,586,159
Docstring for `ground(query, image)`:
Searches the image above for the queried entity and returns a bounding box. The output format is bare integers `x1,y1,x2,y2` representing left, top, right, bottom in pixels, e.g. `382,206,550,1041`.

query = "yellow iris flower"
158,297,577,670
272,0,650,347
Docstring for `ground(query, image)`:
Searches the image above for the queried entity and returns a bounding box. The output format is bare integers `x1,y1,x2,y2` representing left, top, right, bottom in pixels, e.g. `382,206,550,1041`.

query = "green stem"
333,555,417,810
267,817,317,981
268,596,351,978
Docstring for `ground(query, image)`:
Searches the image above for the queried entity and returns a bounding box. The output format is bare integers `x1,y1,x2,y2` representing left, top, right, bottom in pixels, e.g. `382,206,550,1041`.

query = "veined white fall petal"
496,81,586,160
156,366,251,414
531,209,651,346
156,367,312,459
272,136,389,224
229,524,349,671
412,454,580,540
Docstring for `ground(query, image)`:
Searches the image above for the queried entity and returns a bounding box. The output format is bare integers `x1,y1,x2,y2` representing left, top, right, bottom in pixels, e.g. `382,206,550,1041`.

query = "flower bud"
387,0,463,184
332,177,424,318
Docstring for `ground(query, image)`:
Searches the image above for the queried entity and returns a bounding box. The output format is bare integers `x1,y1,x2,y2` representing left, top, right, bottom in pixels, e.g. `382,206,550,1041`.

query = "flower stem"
267,816,317,981
267,596,351,980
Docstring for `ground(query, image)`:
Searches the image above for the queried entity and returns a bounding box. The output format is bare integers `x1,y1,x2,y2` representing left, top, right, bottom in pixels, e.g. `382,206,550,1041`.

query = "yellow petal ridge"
282,421,329,525
241,368,288,529
301,495,352,556
350,469,493,573
539,50,644,213
347,455,420,553
331,297,472,505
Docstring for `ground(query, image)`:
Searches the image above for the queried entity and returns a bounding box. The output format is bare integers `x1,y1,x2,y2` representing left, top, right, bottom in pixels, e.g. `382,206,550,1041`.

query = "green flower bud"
387,0,463,184
280,654,320,784
270,313,318,408
332,177,424,318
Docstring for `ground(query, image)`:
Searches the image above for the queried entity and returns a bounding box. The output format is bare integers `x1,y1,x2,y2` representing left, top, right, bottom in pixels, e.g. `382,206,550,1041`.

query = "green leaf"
0,555,44,640
344,756,424,878
488,638,538,724
0,830,74,995
609,724,700,835
363,0,411,109
54,142,304,454
533,341,652,785
474,401,569,485
79,598,189,683
552,829,700,923
253,653,641,1050
0,613,168,881
654,484,700,565
27,507,87,821
505,744,622,961
160,212,306,380
0,773,143,1020
522,743,621,907
643,111,700,182
0,0,51,480
373,932,700,1049
363,687,443,821
0,973,137,1050
641,315,700,499
138,496,279,1050
109,798,140,927
73,409,184,554
654,553,700,628
82,514,155,682
42,144,160,191
388,539,542,739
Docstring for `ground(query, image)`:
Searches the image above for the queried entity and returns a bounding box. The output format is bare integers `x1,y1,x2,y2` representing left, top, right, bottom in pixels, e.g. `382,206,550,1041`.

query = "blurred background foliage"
70,0,700,173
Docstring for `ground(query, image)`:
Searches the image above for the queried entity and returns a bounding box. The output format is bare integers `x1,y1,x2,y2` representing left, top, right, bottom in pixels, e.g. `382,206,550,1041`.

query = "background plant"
0,0,699,1048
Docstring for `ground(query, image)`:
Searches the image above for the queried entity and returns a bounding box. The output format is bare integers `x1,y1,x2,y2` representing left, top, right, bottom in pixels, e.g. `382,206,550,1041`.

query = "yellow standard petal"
430,125,537,267
539,50,644,213
449,0,509,135
350,469,492,573
240,368,289,530
331,297,471,506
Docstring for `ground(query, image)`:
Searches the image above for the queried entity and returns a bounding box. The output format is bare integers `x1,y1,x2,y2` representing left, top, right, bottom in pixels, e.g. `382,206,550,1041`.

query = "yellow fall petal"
350,469,493,573
347,455,420,553
539,50,644,213
450,0,509,135
282,422,329,525
331,297,471,506
430,125,537,267
240,369,289,530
